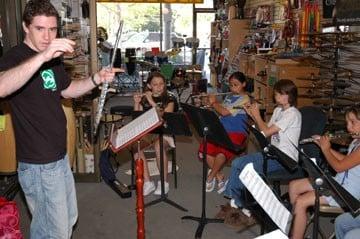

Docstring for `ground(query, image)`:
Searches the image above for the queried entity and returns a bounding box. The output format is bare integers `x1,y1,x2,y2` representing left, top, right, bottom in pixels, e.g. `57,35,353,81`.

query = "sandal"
206,178,216,192
217,179,228,194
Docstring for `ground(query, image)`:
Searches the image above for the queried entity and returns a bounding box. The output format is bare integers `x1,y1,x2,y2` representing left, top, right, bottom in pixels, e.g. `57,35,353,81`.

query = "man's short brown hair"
23,0,59,27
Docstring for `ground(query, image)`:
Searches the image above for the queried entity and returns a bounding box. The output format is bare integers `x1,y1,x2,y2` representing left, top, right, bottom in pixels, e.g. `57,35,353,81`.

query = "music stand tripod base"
181,129,224,238
180,103,246,238
145,113,193,212
144,133,188,212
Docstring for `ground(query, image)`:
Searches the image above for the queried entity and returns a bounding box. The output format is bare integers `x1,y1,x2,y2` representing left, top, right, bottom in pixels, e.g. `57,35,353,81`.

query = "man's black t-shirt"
0,43,71,164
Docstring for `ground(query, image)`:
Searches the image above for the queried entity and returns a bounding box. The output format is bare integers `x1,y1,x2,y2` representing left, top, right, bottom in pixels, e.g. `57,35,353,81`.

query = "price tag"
0,115,5,131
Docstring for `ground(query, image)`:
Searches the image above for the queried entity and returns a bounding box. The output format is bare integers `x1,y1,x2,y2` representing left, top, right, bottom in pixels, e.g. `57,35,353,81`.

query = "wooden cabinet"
274,61,319,107
242,55,319,117
227,19,249,61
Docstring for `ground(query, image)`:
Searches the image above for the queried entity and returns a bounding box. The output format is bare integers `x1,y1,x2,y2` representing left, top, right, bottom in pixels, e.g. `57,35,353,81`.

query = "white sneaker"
143,181,156,196
154,181,169,195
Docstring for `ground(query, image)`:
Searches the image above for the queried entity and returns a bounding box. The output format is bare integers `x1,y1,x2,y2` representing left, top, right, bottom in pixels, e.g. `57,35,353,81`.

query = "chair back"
299,106,327,164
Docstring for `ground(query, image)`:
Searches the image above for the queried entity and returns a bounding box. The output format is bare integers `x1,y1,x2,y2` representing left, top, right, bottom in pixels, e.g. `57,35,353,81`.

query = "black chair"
247,106,327,235
265,106,327,196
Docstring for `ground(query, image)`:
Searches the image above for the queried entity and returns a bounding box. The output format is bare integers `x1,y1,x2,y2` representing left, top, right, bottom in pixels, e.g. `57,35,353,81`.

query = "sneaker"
206,178,216,192
143,181,155,196
154,181,169,195
230,199,239,209
217,179,228,194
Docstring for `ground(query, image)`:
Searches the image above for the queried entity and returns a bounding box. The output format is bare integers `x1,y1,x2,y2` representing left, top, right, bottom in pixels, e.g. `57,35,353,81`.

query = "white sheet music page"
239,163,292,234
110,107,162,152
254,229,288,239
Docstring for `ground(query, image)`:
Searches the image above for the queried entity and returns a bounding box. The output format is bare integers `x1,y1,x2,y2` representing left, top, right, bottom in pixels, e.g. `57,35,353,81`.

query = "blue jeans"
335,213,360,239
224,152,284,208
18,155,78,239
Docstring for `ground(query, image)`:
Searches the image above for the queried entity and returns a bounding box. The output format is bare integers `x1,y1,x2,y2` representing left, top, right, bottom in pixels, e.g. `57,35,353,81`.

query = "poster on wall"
323,0,336,19
335,0,360,25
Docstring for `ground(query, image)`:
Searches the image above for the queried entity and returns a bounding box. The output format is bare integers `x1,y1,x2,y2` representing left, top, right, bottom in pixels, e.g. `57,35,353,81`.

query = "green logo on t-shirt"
41,69,57,91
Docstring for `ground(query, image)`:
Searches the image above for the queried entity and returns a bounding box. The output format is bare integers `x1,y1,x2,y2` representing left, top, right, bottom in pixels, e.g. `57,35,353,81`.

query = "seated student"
198,71,249,194
335,213,360,239
133,72,177,196
217,79,302,227
288,106,360,239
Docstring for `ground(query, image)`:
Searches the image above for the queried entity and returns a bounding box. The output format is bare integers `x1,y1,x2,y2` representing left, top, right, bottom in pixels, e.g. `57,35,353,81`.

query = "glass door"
196,12,215,81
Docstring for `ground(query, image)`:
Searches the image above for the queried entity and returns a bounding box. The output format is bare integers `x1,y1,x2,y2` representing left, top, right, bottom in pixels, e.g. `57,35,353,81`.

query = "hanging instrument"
299,132,360,144
94,20,124,136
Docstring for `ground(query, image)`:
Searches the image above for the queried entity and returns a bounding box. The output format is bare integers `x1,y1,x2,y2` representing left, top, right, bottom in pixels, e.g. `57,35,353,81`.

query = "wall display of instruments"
298,31,360,132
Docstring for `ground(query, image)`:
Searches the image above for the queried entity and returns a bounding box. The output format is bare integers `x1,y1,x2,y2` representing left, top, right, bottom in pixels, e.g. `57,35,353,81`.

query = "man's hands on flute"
93,67,124,85
41,38,76,62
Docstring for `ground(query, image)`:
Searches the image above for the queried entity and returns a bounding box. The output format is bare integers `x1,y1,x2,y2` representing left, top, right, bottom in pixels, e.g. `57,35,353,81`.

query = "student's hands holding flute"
243,102,260,120
208,94,217,107
313,135,332,152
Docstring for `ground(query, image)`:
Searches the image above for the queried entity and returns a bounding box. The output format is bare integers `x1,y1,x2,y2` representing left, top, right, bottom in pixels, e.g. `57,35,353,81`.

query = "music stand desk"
295,145,360,239
180,103,243,238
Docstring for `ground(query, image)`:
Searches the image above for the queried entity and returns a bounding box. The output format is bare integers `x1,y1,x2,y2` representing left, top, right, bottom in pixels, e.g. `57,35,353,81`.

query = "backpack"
99,149,131,198
99,149,116,184
0,197,23,239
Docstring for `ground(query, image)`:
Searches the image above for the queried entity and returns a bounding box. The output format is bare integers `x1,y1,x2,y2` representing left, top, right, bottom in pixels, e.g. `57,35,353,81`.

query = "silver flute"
93,20,124,135
299,132,359,144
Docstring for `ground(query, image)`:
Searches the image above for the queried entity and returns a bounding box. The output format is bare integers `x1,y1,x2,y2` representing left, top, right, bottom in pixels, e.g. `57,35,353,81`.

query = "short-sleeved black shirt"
0,43,71,164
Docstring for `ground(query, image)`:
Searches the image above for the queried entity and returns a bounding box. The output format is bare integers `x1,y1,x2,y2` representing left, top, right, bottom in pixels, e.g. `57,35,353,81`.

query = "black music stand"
294,145,360,239
247,123,298,175
243,124,298,234
241,168,292,237
180,103,244,239
144,112,192,212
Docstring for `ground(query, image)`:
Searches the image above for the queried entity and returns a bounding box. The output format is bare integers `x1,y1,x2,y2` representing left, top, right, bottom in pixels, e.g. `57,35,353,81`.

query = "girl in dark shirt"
133,72,176,196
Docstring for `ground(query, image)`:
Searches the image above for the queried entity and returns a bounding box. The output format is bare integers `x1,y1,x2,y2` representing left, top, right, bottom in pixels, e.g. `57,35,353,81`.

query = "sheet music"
110,107,162,152
254,229,288,239
239,163,292,234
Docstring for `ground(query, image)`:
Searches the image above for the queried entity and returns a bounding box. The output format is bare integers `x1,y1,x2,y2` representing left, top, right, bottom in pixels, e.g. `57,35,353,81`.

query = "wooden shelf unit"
240,54,320,117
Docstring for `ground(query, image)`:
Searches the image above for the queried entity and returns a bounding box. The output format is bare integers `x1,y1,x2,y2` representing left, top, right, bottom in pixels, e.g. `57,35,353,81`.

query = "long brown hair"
142,71,174,109
145,71,166,93
345,106,360,120
273,79,298,106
